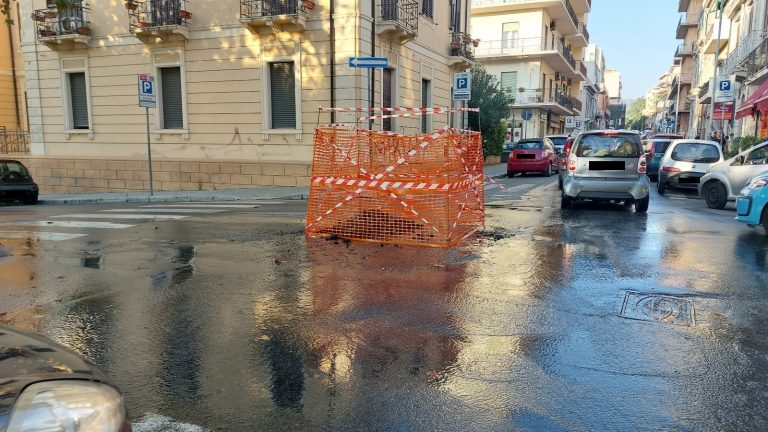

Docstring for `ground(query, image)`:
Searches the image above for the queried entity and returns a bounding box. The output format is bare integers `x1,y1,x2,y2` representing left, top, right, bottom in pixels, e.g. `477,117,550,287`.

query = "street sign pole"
146,107,153,197
138,74,156,197
348,57,388,131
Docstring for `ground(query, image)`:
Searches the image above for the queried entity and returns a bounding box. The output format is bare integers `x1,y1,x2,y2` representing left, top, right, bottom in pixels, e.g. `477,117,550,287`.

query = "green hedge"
726,135,764,159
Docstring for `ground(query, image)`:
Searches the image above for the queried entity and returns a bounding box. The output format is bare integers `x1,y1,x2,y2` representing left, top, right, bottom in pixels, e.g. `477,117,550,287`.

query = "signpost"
521,109,532,139
349,57,389,129
139,74,156,197
453,72,471,101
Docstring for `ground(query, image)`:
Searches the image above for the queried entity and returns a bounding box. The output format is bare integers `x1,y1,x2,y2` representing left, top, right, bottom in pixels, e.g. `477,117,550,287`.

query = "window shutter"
421,79,430,133
68,72,89,129
161,67,184,129
422,0,433,19
500,71,518,94
270,62,296,129
383,68,393,131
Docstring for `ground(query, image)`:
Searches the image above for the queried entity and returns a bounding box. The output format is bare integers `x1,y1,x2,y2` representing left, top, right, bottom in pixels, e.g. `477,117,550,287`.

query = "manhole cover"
620,291,694,326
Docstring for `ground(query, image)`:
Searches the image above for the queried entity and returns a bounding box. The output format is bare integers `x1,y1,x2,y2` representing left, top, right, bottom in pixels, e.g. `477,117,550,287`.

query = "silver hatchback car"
699,139,768,209
561,130,650,212
656,140,723,195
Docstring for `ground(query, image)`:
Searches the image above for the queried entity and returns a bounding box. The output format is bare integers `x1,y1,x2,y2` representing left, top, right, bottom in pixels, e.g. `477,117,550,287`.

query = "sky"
589,0,681,100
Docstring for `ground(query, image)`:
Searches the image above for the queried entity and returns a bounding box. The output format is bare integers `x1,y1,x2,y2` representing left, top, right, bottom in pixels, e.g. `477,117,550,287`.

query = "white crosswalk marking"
132,413,208,432
142,204,259,209
0,231,87,241
100,208,225,214
7,220,135,229
54,213,189,220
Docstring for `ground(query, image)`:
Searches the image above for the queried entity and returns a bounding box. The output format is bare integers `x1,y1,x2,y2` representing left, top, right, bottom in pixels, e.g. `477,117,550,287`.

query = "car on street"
699,140,768,209
735,170,768,234
558,135,577,190
645,137,677,182
656,140,723,195
506,138,560,177
546,134,569,154
500,141,513,163
0,324,131,431
0,159,39,205
561,130,650,212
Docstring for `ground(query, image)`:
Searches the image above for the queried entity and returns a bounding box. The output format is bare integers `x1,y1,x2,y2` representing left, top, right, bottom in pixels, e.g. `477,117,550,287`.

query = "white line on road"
0,231,88,241
7,221,136,229
100,208,226,214
132,413,209,432
141,204,260,209
53,214,188,220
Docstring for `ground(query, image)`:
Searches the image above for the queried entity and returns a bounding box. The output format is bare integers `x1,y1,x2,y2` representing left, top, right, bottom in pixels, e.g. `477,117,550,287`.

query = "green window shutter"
270,62,297,129
68,72,89,129
421,78,430,133
500,71,518,95
161,66,184,129
383,68,393,131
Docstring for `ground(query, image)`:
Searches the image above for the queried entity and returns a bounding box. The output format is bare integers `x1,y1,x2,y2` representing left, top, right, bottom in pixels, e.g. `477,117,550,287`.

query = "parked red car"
507,138,560,177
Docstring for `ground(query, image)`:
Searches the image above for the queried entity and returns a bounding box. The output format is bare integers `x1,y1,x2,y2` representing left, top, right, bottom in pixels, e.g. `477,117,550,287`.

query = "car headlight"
7,381,126,432
748,178,768,189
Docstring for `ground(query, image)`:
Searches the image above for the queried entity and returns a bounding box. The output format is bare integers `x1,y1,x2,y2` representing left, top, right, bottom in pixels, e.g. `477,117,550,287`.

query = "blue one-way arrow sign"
348,57,388,68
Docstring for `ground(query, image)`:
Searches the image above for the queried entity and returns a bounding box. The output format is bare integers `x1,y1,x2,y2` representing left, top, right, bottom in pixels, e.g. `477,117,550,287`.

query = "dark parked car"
0,325,131,431
646,138,675,182
545,134,569,154
0,159,38,204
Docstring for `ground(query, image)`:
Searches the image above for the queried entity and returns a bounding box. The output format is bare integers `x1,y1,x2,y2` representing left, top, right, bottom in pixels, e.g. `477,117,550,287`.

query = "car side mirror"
732,155,745,166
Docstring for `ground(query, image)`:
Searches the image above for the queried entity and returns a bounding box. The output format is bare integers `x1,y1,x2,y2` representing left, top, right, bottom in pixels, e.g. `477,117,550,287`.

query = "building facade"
12,0,472,194
671,0,701,137
583,43,608,130
1,0,27,133
471,0,590,139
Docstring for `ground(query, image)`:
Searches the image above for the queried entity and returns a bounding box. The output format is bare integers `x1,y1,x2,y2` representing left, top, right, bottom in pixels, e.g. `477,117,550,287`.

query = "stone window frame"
59,56,94,140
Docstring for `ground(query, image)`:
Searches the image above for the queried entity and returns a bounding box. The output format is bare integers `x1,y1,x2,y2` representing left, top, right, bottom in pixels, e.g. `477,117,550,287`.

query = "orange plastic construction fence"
306,126,484,247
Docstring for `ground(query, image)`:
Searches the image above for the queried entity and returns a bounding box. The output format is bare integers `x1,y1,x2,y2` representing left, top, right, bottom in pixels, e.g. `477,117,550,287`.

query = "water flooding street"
1,185,767,431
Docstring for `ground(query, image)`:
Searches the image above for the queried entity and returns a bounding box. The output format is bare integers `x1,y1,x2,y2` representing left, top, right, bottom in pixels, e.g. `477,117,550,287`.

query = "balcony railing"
475,37,576,69
576,60,587,78
577,21,589,43
449,32,475,61
675,42,695,57
511,89,579,112
741,36,768,80
0,128,30,155
676,10,699,38
127,0,191,34
240,0,310,20
378,0,418,38
723,31,768,75
563,0,578,28
34,4,91,39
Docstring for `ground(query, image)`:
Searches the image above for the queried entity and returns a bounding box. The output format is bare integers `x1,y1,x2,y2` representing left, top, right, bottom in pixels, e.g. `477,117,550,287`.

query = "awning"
736,79,768,119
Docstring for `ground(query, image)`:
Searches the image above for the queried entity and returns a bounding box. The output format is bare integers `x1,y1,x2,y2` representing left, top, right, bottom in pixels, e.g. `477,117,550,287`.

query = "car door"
726,144,768,195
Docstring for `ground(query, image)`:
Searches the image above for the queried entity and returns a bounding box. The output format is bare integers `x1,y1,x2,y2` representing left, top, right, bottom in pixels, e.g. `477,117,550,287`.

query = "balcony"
675,42,695,57
575,60,587,80
33,4,91,50
570,21,589,47
702,18,730,54
376,0,418,42
127,0,191,42
471,0,579,35
448,32,475,69
676,11,699,39
475,37,577,76
510,89,579,115
678,0,689,13
0,128,30,155
723,31,768,76
240,0,312,34
741,36,768,83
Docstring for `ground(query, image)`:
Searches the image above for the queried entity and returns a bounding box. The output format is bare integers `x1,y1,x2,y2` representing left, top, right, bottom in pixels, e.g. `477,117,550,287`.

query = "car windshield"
651,139,672,154
670,143,721,163
549,137,567,147
0,162,29,176
514,141,543,150
575,134,641,158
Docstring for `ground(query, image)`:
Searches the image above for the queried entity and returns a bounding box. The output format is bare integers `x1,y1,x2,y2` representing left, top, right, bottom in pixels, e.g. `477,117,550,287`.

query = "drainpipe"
6,5,21,129
369,0,375,130
330,0,336,122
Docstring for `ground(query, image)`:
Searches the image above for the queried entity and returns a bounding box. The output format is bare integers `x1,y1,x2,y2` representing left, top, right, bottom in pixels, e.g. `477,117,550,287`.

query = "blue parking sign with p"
720,80,731,91
453,72,471,101
139,74,156,108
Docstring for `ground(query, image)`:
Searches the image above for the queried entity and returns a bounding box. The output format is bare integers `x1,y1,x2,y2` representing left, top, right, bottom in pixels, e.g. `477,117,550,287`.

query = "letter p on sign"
720,80,731,91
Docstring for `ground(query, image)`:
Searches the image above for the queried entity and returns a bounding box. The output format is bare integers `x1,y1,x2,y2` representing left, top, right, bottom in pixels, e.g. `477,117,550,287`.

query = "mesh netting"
306,126,484,247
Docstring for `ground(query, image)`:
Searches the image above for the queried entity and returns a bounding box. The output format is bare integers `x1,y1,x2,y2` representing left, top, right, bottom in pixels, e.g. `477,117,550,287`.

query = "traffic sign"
453,72,471,101
565,116,575,128
139,74,156,108
521,109,533,120
348,57,388,68
715,77,734,102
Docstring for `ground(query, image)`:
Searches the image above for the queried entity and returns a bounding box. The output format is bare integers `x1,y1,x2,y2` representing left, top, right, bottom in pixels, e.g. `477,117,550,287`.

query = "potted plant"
177,9,192,19
135,21,152,29
518,87,526,93
41,26,55,37
77,26,91,36
44,10,57,19
302,0,315,10
125,1,138,11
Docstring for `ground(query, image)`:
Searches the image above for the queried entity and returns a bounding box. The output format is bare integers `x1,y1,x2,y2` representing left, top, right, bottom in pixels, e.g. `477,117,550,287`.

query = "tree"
625,97,646,130
3,0,76,25
467,64,509,156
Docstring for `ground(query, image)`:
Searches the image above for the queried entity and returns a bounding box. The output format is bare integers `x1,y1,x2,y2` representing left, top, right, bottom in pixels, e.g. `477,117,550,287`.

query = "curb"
39,192,307,205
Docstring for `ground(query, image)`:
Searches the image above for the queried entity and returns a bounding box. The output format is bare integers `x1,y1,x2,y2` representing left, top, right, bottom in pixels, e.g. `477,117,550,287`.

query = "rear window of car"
548,137,567,147
0,162,29,176
651,139,672,154
574,134,641,158
670,143,721,163
514,141,543,150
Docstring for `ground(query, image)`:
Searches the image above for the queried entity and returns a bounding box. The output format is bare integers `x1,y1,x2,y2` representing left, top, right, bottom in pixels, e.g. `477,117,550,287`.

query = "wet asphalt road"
0,177,767,431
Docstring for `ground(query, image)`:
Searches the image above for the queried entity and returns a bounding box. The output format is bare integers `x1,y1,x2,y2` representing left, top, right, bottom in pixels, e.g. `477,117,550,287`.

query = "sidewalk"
39,164,508,205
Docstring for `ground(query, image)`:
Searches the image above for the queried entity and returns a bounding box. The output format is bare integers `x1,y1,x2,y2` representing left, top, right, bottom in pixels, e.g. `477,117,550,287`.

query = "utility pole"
707,0,725,139
674,64,681,134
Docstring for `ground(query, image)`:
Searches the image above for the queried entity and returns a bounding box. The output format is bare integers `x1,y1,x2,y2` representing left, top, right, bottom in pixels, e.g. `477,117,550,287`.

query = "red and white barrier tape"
359,108,480,122
319,106,480,113
311,176,476,191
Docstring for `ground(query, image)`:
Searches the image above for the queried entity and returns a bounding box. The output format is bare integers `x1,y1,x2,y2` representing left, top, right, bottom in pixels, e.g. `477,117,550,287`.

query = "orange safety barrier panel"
306,126,484,247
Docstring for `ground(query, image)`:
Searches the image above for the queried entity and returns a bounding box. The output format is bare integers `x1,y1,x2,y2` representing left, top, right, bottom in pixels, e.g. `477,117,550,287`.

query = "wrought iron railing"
127,0,191,32
33,4,91,38
509,89,579,112
379,0,418,35
563,0,577,28
577,21,589,43
740,34,768,79
240,0,310,20
0,128,31,155
722,31,767,75
576,60,587,77
475,36,576,69
675,42,695,57
449,32,474,60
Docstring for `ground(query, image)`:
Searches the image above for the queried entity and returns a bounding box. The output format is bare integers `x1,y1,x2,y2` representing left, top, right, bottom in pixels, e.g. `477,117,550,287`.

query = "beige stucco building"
470,0,590,139
12,0,473,194
1,0,27,134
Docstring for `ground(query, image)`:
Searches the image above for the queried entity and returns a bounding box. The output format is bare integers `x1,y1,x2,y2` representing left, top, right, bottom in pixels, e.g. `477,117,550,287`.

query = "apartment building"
603,68,625,128
646,66,675,132
1,0,27,136
583,43,608,129
670,0,701,137
471,0,590,138
13,0,472,194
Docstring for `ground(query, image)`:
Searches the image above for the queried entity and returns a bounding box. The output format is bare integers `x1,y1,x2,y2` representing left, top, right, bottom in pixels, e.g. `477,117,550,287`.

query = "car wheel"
507,171,514,178
543,164,552,177
635,196,649,213
23,193,38,205
558,176,563,190
704,181,728,209
656,180,666,195
762,206,768,235
561,193,572,210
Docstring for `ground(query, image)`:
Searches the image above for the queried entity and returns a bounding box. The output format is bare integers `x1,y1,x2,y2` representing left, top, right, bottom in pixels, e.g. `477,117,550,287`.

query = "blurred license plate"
679,177,700,184
516,154,535,159
589,161,624,170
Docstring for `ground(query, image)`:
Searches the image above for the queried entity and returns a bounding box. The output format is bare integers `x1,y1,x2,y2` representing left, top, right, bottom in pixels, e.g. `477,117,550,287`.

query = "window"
449,0,461,31
502,22,519,49
575,134,641,158
68,72,89,129
745,145,768,165
500,71,518,95
670,143,721,163
383,68,393,132
421,78,431,133
270,62,297,129
421,0,433,19
159,66,184,129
